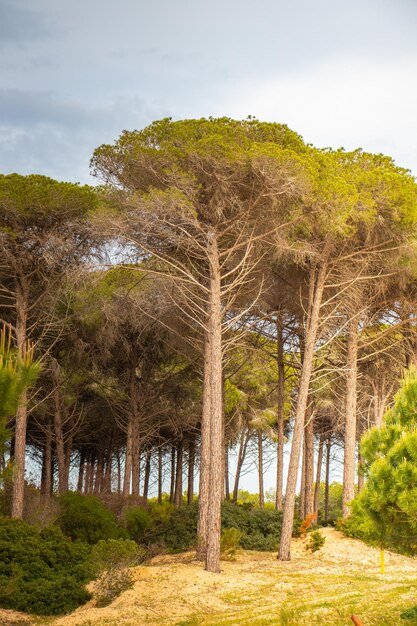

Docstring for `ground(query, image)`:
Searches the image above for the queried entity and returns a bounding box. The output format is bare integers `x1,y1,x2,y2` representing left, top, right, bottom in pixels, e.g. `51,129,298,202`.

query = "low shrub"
122,506,152,542
57,492,124,544
220,527,241,560
306,530,325,553
0,517,92,615
90,539,147,607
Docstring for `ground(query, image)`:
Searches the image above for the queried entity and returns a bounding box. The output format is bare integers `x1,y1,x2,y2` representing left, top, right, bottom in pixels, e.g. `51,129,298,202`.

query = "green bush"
90,539,147,607
0,517,92,615
306,530,325,553
122,506,152,542
57,492,124,544
220,527,241,560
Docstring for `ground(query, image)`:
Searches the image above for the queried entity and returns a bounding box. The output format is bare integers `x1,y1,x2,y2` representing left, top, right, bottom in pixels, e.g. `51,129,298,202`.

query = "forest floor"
2,527,417,626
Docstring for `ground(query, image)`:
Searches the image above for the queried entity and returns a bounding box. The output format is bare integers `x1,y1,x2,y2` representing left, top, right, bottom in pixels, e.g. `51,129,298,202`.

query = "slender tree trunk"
169,446,176,504
275,311,285,511
188,437,195,505
196,323,212,558
357,450,365,493
342,318,358,518
279,258,328,560
299,435,306,518
116,451,122,495
233,429,250,504
11,280,28,518
158,446,163,504
314,434,324,515
304,409,315,517
324,437,331,523
143,448,151,501
258,430,264,509
205,232,223,574
123,420,133,497
41,419,52,498
94,450,103,494
174,440,183,506
224,443,230,501
52,359,68,495
77,449,86,493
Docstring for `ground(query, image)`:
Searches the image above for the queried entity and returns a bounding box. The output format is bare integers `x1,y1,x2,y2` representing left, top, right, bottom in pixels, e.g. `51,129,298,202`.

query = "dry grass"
3,528,417,626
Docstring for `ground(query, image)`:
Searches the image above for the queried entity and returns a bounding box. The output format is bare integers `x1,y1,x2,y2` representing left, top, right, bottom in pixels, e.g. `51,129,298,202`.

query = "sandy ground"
2,527,416,626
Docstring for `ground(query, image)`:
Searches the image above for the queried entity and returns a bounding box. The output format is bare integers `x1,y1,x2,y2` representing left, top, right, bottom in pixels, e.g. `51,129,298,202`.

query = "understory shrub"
220,527,241,560
90,539,147,607
0,517,92,615
57,492,124,544
306,529,325,552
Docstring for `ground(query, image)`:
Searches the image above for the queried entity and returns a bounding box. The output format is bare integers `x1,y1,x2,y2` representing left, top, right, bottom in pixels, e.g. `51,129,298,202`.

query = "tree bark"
205,232,223,574
196,321,212,559
52,360,68,495
324,437,331,523
304,409,315,517
174,440,183,506
299,435,306,519
169,446,176,504
158,446,163,504
342,318,358,518
314,434,324,515
11,279,28,519
233,429,250,504
275,311,285,511
143,448,151,501
41,419,52,498
188,437,195,505
278,258,328,560
258,430,264,509
224,443,230,501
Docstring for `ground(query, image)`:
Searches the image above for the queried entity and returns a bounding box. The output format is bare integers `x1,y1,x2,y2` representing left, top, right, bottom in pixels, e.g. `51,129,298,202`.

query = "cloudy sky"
1,0,416,185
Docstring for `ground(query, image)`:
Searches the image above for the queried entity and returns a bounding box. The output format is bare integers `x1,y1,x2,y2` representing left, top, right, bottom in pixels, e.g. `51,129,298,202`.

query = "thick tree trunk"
342,318,358,518
174,440,183,506
188,437,195,505
196,324,212,558
205,233,223,574
11,281,28,519
324,437,331,523
258,430,264,509
314,434,324,515
304,409,315,517
233,429,250,504
275,311,285,511
278,259,328,560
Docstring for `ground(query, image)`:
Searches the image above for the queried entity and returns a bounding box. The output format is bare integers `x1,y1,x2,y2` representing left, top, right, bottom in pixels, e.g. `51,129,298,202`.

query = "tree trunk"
158,446,163,504
52,359,68,495
143,448,151,501
275,310,285,511
205,232,223,574
258,430,264,509
41,419,52,498
188,437,195,505
278,258,328,560
233,429,250,504
169,446,176,504
123,420,133,497
224,443,230,501
314,434,324,515
357,450,365,493
342,318,358,518
324,437,331,523
11,280,28,519
77,449,86,493
304,409,315,517
299,435,306,519
196,322,212,558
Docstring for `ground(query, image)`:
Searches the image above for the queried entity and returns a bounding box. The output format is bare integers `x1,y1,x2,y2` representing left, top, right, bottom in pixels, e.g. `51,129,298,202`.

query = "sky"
1,0,415,492
1,0,417,187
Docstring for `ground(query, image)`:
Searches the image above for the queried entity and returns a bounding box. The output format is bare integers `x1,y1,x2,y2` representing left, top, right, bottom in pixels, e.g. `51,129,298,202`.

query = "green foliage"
345,369,417,554
0,517,92,615
90,539,146,607
57,492,124,544
220,527,241,560
401,605,417,620
122,506,152,542
305,530,326,553
318,481,343,523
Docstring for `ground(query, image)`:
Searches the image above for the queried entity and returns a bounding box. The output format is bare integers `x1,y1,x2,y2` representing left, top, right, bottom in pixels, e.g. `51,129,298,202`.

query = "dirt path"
3,528,417,626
